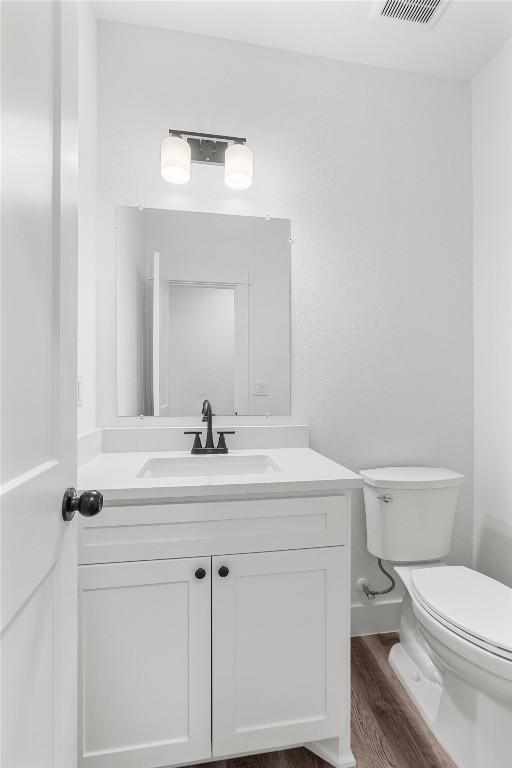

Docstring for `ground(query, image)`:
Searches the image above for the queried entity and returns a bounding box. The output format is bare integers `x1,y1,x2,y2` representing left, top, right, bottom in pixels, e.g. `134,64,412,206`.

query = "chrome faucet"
184,399,235,454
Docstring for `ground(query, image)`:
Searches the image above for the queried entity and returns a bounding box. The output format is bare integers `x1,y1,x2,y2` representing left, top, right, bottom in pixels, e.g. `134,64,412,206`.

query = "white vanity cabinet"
78,558,212,768
77,481,357,768
212,547,347,757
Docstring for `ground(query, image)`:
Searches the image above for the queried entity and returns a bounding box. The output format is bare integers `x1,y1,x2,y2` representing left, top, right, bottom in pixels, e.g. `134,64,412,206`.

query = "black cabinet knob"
62,488,103,522
195,567,207,580
218,565,229,578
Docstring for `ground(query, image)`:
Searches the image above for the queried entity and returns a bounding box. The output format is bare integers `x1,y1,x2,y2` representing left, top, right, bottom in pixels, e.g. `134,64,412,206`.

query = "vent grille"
380,0,443,24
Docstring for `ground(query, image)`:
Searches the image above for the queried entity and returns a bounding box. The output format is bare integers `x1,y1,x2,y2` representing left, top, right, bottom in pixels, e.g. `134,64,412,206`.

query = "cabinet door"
212,547,347,757
78,559,211,768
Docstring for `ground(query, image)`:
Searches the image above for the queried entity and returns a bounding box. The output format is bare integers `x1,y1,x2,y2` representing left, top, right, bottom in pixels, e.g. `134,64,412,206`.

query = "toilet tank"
360,467,464,562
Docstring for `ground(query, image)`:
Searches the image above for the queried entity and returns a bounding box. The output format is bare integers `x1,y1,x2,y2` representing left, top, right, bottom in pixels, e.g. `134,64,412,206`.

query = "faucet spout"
201,399,215,449
184,400,235,454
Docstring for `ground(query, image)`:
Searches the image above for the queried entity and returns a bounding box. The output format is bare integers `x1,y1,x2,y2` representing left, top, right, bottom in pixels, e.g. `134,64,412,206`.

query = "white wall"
96,22,473,611
77,2,97,436
472,37,512,589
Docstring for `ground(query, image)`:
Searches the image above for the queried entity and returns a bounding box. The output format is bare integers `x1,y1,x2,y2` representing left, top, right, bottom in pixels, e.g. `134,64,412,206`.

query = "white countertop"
79,448,363,502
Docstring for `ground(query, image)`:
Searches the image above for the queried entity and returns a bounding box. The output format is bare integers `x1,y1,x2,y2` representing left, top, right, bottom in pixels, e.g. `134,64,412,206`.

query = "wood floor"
199,634,456,768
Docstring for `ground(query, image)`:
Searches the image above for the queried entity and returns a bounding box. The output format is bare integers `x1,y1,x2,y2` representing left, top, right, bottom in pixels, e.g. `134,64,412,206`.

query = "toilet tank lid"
359,466,465,489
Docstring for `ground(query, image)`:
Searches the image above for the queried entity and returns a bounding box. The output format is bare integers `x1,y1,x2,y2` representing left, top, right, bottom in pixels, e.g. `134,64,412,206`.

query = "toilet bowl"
360,467,512,768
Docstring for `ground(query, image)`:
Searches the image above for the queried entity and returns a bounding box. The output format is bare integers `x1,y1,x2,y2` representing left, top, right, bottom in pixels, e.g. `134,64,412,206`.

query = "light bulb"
224,143,253,190
161,135,191,184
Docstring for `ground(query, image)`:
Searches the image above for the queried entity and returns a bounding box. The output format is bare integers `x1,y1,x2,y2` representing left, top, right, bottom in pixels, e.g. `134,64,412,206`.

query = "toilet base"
389,641,443,728
389,588,512,768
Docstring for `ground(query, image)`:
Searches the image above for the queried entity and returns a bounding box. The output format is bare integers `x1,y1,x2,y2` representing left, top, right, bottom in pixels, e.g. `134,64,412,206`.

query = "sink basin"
137,454,283,479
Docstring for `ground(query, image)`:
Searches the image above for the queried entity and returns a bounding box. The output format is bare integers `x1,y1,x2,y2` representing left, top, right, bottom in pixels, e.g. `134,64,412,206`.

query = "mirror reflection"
116,207,291,416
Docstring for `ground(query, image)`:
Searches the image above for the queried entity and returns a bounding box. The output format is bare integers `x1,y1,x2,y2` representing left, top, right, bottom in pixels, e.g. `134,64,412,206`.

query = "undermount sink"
137,454,284,479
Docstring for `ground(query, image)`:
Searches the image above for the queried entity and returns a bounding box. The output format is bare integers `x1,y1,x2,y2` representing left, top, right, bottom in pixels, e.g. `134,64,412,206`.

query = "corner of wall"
471,35,512,587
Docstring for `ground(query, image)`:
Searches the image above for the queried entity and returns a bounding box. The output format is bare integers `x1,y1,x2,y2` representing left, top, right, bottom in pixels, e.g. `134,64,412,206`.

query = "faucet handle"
184,431,203,453
216,431,235,453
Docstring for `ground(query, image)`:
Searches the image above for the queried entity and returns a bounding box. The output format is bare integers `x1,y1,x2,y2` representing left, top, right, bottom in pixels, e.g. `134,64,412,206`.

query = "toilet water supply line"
362,559,396,601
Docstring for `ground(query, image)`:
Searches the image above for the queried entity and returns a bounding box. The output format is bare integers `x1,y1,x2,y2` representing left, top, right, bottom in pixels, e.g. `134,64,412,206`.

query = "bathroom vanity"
77,436,362,768
77,207,361,768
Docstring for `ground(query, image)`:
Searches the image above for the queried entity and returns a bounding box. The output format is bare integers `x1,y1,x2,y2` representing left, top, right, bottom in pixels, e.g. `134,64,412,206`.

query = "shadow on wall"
475,515,512,588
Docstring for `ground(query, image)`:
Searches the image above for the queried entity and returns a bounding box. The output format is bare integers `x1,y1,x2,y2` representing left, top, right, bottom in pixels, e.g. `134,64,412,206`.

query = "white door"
168,283,236,415
212,547,347,757
78,559,212,768
151,251,170,415
1,2,79,766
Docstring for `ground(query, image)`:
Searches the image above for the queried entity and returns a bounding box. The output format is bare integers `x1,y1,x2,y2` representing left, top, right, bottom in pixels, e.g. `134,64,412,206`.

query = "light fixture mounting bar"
168,130,247,166
169,130,246,143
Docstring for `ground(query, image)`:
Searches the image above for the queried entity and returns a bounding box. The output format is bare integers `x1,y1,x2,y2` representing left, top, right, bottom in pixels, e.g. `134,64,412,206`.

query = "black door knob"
218,565,229,578
62,487,103,522
195,567,207,580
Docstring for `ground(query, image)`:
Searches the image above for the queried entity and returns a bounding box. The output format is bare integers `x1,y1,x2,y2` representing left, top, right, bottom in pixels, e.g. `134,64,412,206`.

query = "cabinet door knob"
195,567,207,580
62,488,103,522
218,565,229,578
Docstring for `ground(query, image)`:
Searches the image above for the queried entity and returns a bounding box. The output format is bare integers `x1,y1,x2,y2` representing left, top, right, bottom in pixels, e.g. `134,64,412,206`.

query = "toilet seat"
411,566,512,662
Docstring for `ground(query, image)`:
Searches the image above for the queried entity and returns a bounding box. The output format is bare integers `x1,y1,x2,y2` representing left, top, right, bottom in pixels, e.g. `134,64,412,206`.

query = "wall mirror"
116,206,291,416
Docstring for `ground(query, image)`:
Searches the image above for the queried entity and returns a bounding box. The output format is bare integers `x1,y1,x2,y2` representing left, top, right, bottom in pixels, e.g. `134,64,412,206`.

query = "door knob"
195,567,207,580
218,565,229,578
62,487,103,522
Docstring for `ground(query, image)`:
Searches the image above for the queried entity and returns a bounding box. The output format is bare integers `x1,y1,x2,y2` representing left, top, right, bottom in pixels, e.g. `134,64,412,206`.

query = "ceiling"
93,0,512,80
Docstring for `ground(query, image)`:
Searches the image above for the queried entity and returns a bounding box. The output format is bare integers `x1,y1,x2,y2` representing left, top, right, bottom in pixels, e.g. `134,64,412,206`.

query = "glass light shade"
161,135,191,184
224,143,253,190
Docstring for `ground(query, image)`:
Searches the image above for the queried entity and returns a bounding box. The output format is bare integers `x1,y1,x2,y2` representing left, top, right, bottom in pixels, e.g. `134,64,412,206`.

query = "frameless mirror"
116,207,291,416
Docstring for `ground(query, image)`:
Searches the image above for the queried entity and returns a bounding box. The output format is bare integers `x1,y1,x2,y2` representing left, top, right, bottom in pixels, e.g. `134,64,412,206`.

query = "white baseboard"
351,598,402,637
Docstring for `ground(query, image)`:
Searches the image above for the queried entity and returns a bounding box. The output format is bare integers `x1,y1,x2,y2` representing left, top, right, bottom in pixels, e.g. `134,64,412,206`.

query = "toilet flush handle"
377,494,393,503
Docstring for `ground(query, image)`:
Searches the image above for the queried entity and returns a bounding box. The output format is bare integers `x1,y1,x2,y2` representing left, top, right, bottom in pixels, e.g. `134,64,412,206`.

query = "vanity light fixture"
161,130,253,190
224,142,253,190
161,134,191,184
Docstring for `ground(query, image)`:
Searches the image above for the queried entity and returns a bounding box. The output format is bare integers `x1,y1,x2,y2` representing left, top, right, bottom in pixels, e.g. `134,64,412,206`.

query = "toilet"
360,466,512,768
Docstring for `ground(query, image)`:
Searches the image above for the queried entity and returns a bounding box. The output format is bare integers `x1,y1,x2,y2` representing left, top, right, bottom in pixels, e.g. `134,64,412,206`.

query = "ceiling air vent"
375,0,449,27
